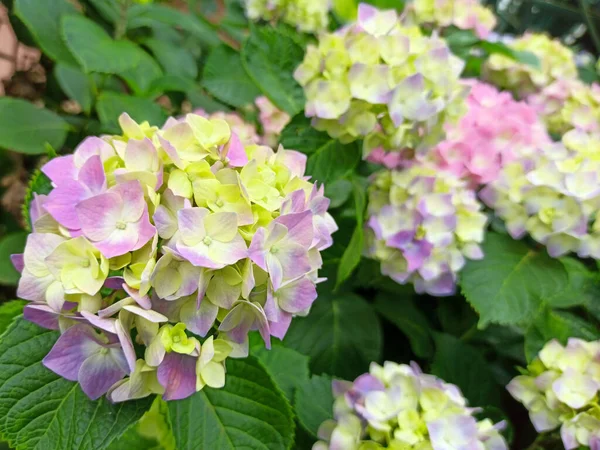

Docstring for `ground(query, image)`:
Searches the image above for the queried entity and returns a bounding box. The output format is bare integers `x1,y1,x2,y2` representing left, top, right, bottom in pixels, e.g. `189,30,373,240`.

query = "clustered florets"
314,361,507,449
508,339,600,449
14,112,336,401
294,3,468,165
365,164,487,296
244,0,331,33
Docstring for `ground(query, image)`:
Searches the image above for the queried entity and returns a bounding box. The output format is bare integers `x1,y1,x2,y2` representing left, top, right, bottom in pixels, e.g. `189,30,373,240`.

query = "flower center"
203,236,213,246
415,226,426,240
99,347,109,355
172,335,181,343
81,259,90,268
216,199,224,207
270,246,279,254
116,221,127,230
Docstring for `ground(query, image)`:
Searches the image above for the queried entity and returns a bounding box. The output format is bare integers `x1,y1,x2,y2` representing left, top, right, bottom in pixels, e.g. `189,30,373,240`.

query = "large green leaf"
143,38,198,80
0,318,151,449
61,15,142,74
524,309,600,362
306,140,361,185
14,0,79,64
252,345,310,403
294,375,333,438
119,47,164,95
284,293,382,379
0,301,26,336
280,114,331,155
431,333,500,408
54,63,94,114
96,92,166,132
202,46,261,108
0,98,69,154
127,4,220,48
167,356,295,450
242,26,305,116
0,232,27,286
374,293,434,358
460,233,587,327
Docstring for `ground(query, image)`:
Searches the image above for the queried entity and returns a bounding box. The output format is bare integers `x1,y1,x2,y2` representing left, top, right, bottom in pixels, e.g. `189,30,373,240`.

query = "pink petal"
42,155,76,186
77,192,122,241
222,132,248,167
275,210,314,247
46,181,89,229
112,181,145,223
80,311,117,334
115,318,137,373
78,155,106,195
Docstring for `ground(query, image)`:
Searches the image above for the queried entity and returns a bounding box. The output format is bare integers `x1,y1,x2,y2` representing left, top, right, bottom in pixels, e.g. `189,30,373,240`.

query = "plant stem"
114,0,131,40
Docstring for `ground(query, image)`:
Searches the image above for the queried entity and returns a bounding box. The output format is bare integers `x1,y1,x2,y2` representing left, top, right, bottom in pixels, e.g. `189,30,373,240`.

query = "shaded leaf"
143,38,198,80
0,301,26,336
96,92,166,132
0,232,27,286
295,375,333,438
54,63,93,114
280,114,331,155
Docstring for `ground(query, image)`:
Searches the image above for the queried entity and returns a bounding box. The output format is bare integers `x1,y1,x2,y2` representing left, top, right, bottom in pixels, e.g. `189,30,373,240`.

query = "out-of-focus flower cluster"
484,33,578,97
406,0,496,39
366,165,486,296
244,0,331,33
480,128,600,258
255,96,291,148
314,361,507,450
294,3,468,165
427,80,550,185
13,112,336,402
507,338,600,450
527,78,600,135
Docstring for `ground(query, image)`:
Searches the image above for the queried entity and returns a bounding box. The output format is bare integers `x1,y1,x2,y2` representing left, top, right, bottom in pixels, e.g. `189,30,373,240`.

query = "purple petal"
11,254,24,273
182,298,218,337
23,303,60,330
274,210,314,247
78,349,128,400
158,352,198,400
80,311,117,334
115,318,136,373
123,284,152,309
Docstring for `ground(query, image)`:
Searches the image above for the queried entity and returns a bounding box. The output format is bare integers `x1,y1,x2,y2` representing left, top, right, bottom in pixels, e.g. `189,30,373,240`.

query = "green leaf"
127,4,220,48
252,346,310,403
119,48,164,95
167,356,295,450
333,0,358,21
242,26,305,116
0,232,27,286
146,76,197,98
0,301,26,336
324,179,353,209
460,233,578,327
0,318,151,449
143,38,198,80
0,98,69,155
22,170,53,232
307,140,361,185
61,15,142,74
14,0,79,64
96,92,166,132
479,41,541,70
374,293,434,358
54,63,93,114
431,333,500,408
202,46,261,108
294,375,333,438
280,114,331,154
284,293,382,379
524,309,600,362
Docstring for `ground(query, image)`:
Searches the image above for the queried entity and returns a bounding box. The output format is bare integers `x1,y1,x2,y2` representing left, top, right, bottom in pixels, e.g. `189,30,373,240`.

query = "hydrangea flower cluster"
14,112,336,402
365,164,487,296
527,78,600,135
294,3,468,165
255,96,291,148
244,0,331,33
193,108,260,145
480,128,600,258
314,361,508,449
507,338,600,449
484,33,578,97
426,80,550,185
407,0,497,39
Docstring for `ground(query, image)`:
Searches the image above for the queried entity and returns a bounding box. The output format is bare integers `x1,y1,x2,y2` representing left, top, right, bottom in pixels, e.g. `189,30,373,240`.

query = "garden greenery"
1,0,600,449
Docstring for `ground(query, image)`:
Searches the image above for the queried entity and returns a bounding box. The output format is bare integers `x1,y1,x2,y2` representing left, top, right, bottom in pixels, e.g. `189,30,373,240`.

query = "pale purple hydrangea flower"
315,361,508,449
13,112,337,402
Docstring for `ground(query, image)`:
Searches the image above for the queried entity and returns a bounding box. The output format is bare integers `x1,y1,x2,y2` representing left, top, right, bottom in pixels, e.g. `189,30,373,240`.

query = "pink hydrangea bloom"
255,96,290,148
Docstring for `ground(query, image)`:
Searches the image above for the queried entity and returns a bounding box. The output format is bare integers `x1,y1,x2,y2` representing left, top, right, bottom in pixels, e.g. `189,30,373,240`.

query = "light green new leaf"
14,0,79,64
203,46,261,108
295,375,334,438
54,63,93,114
242,26,305,116
460,233,582,327
284,293,382,379
374,293,434,358
0,232,27,286
431,333,501,408
96,92,166,132
252,345,310,403
524,309,600,362
61,15,142,74
167,356,295,450
0,318,151,449
0,98,69,155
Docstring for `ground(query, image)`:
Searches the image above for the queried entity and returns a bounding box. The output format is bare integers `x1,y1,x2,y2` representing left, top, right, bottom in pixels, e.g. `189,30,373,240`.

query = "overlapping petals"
507,338,600,449
14,111,336,402
314,361,507,449
294,3,468,166
480,129,600,258
366,165,487,296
